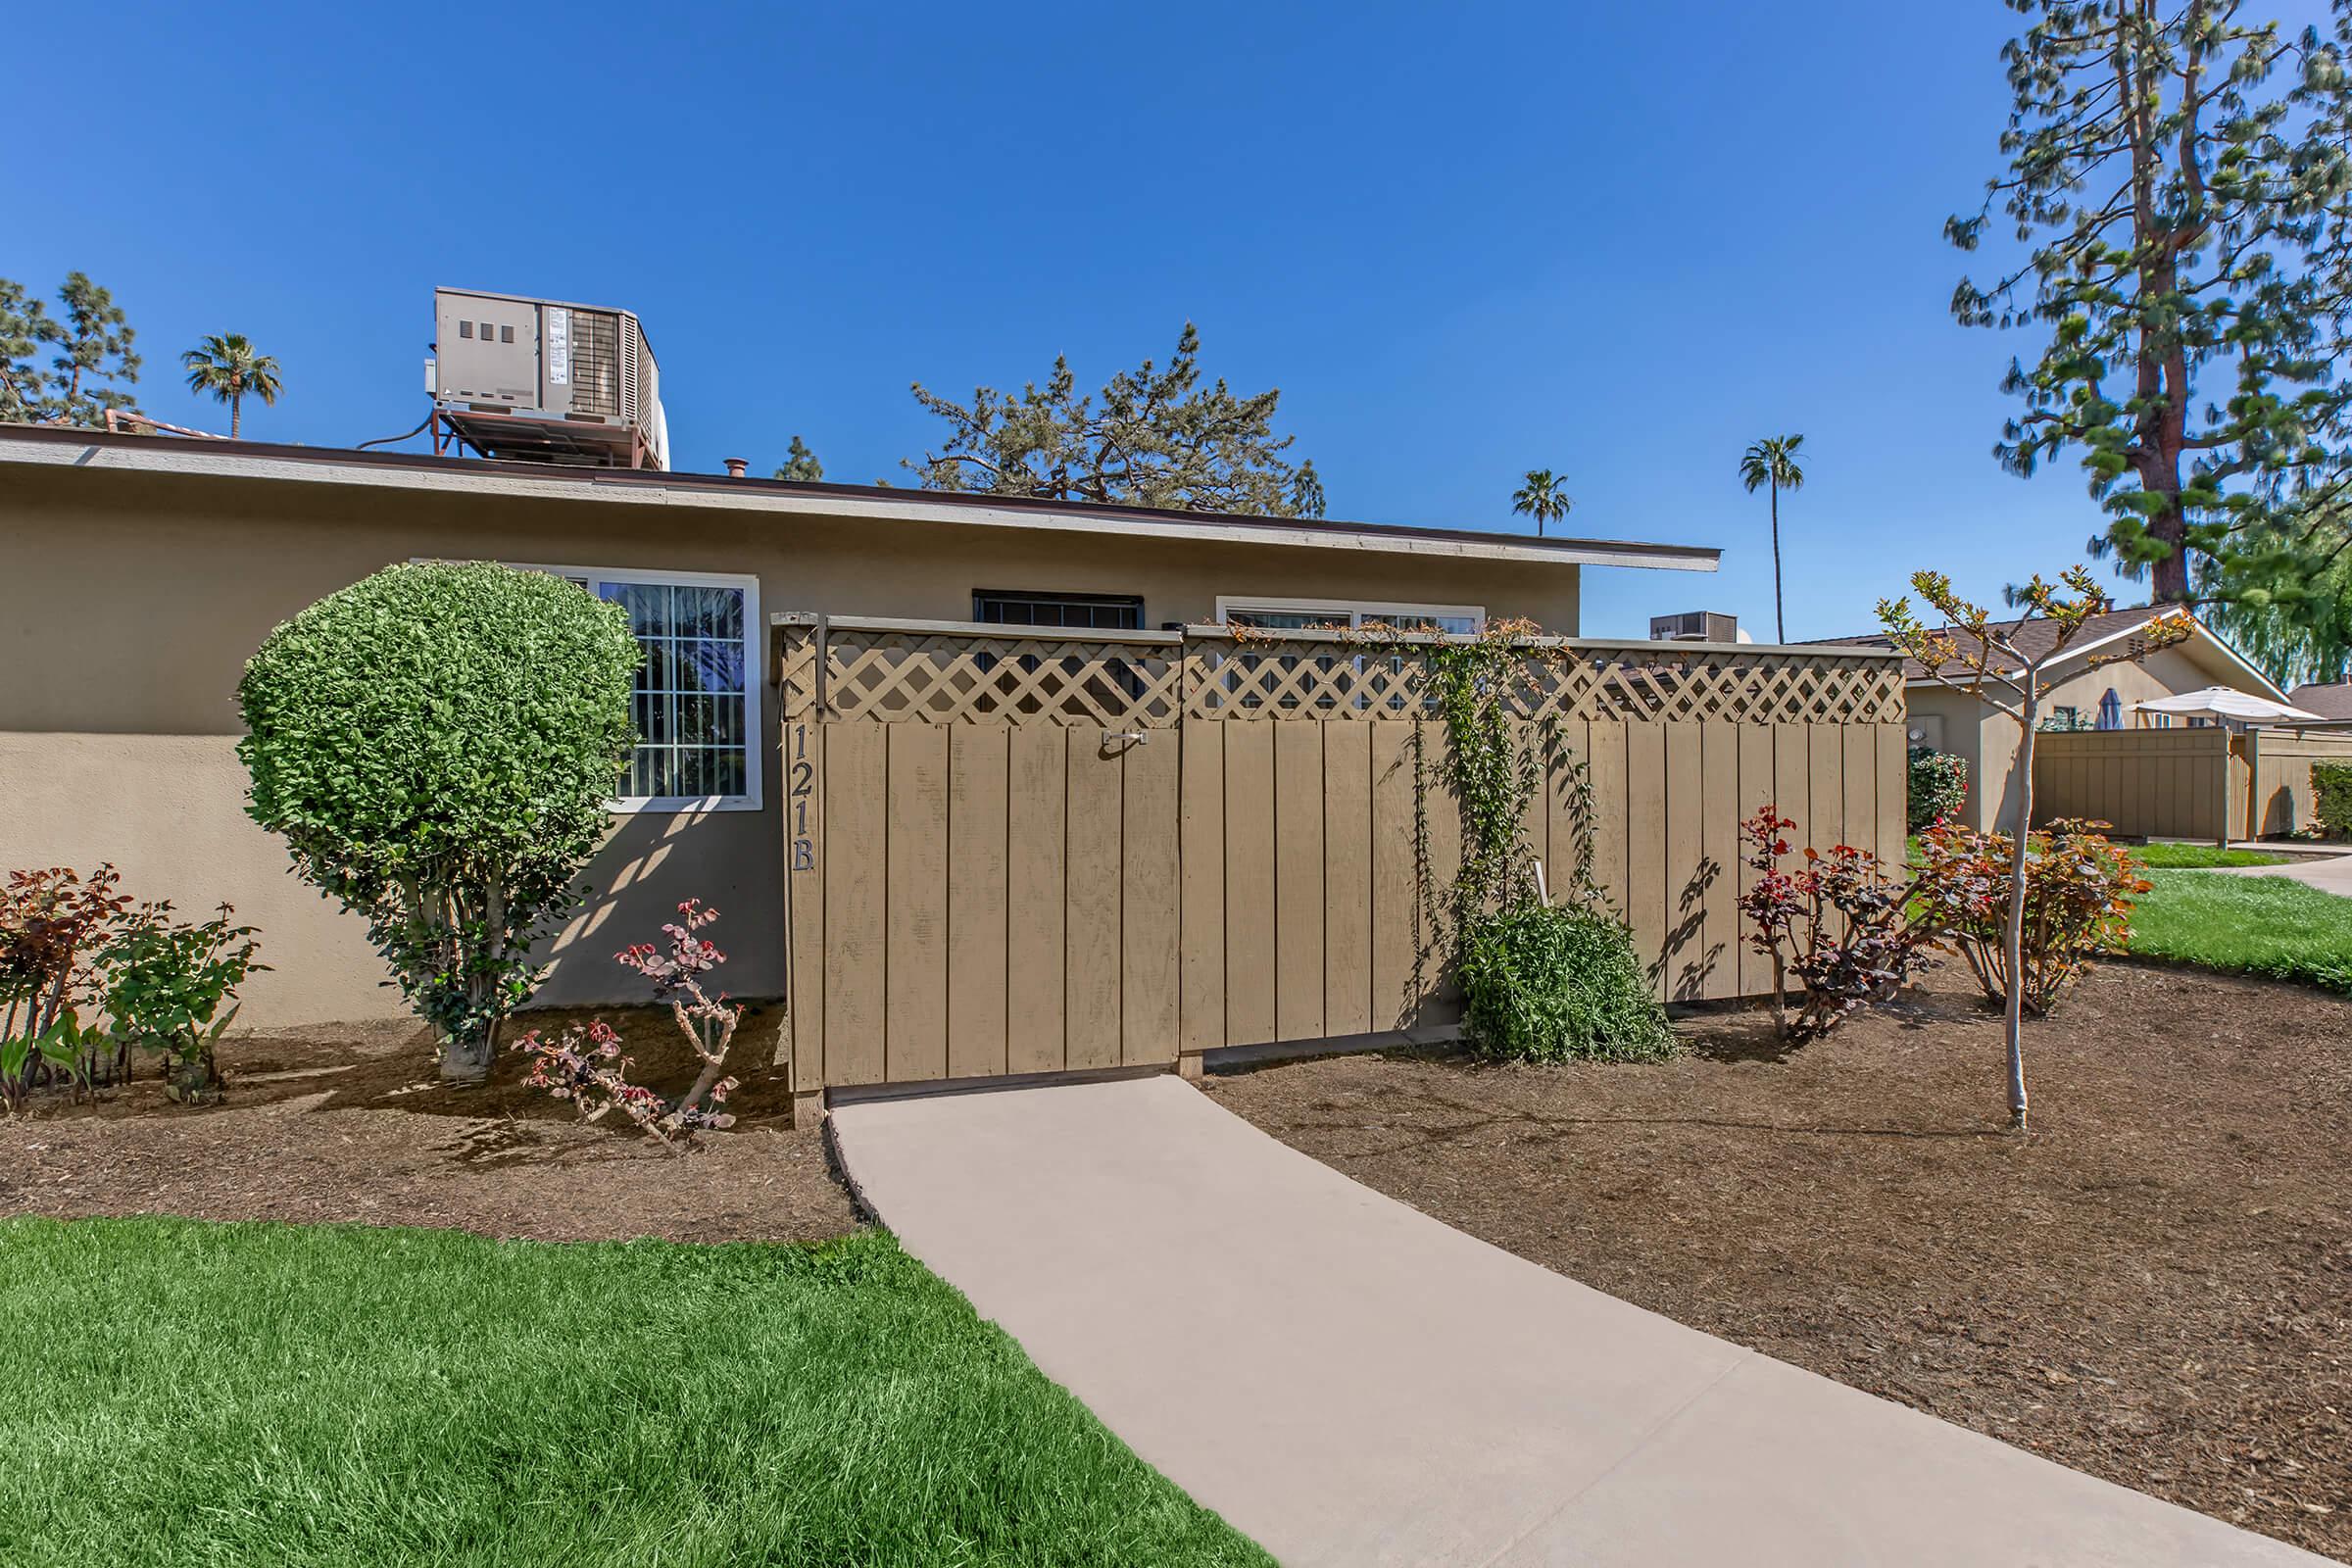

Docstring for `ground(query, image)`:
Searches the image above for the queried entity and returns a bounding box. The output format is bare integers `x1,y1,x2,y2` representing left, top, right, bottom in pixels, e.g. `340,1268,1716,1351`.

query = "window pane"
676,639,744,695
601,581,670,637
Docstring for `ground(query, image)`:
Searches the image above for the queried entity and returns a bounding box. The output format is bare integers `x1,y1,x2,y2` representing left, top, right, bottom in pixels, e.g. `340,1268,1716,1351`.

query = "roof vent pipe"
723,456,748,478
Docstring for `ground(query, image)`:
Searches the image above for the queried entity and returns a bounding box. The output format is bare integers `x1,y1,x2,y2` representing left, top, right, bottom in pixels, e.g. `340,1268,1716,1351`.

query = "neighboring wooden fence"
2032,728,2242,845
2246,728,2352,837
775,615,1908,1096
2034,725,2352,843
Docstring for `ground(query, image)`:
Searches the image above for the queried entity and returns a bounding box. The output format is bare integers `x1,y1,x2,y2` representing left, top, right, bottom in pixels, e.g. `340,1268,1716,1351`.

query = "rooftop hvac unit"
428,287,666,469
1649,611,1740,644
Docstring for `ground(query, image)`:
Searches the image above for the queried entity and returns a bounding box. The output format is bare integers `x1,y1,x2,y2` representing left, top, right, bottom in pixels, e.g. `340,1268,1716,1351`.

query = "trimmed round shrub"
1907,746,1968,831
237,563,639,1080
1457,903,1675,1063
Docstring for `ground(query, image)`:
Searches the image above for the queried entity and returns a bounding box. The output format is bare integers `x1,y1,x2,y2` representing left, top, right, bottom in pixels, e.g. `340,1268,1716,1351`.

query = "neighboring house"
2287,680,2352,721
1815,607,2287,831
0,424,1718,1027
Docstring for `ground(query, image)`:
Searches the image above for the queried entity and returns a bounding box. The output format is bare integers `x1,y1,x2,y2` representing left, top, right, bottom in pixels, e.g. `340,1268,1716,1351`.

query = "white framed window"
1215,596,1485,634
502,563,762,814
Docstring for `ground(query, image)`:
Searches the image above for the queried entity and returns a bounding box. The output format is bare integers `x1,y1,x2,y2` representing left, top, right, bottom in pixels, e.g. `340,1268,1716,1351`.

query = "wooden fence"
774,615,1909,1099
2034,725,2352,843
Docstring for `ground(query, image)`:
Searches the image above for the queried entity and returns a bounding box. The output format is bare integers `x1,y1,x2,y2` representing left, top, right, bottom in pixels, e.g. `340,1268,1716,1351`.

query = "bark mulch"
0,1002,860,1245
1208,961,2352,1562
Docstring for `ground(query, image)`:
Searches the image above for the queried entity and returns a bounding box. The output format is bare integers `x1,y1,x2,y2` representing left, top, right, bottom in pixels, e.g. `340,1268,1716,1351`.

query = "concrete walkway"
829,1076,2323,1567
2219,850,2352,895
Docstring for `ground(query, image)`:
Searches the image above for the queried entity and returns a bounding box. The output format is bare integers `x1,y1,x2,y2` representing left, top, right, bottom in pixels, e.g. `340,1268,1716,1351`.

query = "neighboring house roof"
1805,606,2289,703
2287,680,2352,720
0,423,1721,575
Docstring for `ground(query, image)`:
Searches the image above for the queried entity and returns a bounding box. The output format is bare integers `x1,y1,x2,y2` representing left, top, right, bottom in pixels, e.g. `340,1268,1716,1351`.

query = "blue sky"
10,0,2338,639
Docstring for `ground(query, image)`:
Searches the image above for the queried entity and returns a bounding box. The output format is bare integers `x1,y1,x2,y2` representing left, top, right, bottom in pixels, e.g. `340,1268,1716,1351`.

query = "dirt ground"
1210,961,2352,1562
0,1002,860,1245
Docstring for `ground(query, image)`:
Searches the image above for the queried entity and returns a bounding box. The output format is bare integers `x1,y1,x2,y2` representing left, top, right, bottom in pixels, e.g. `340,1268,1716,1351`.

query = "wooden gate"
776,615,1908,1099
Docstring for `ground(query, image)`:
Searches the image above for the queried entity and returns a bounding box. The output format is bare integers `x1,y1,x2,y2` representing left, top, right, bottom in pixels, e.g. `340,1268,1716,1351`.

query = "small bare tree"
1878,567,2189,1131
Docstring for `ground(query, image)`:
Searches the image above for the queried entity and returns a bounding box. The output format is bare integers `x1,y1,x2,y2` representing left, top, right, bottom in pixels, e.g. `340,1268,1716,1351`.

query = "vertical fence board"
1423,720,1465,1004
1323,722,1374,1038
1808,723,1844,848
884,724,950,1083
1875,724,1906,868
1005,726,1067,1075
1546,718,1592,903
1588,720,1631,915
1515,718,1550,892
1662,722,1707,1001
1064,735,1124,1071
1842,724,1875,856
1696,718,1739,1002
1370,722,1426,1031
784,712,824,1089
1736,723,1775,997
1773,725,1810,844
823,723,889,1086
1121,734,1180,1066
1223,722,1277,1046
946,726,1009,1081
1625,722,1669,998
1274,721,1327,1042
1179,720,1226,1056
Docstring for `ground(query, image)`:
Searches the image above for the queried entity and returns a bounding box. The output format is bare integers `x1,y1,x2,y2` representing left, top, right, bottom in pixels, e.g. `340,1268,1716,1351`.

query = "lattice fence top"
1178,631,1906,725
778,616,1183,728
774,616,1905,727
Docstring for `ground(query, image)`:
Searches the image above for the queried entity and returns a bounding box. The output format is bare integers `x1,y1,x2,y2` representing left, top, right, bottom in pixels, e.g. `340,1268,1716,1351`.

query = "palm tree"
1739,434,1807,643
1511,468,1572,538
180,334,283,439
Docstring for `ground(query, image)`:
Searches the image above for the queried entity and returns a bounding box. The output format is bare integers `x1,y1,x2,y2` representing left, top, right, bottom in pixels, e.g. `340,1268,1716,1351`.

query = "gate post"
775,612,827,1126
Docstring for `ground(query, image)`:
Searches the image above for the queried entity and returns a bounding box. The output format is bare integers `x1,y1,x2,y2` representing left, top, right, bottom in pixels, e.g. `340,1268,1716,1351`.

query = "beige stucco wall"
0,458,1589,1027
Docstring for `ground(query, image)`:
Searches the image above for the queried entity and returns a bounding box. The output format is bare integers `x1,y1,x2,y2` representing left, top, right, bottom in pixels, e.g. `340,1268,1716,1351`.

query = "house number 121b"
789,723,814,871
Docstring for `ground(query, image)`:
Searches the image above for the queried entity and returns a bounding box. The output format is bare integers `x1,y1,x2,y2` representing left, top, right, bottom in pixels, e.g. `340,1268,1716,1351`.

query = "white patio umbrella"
2132,686,2325,724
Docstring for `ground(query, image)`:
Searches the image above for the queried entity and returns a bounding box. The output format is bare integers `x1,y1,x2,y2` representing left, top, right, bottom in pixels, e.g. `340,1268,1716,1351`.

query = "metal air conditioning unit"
1648,611,1740,644
428,287,666,469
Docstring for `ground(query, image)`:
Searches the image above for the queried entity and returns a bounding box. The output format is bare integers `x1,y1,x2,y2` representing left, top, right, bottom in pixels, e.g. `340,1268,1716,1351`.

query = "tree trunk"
230,393,241,441
1770,483,1786,643
441,1033,495,1084
2004,696,2036,1132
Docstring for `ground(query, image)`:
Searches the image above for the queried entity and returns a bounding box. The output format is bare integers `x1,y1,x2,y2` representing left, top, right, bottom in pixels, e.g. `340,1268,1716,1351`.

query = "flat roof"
0,423,1720,574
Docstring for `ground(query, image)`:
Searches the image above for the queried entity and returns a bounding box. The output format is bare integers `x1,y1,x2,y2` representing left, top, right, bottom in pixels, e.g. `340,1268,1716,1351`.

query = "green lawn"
0,1218,1267,1568
2129,842,2290,869
2127,869,2352,995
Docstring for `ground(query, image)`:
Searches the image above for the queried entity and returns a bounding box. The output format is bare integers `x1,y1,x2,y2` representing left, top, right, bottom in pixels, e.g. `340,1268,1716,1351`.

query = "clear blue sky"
10,0,2336,639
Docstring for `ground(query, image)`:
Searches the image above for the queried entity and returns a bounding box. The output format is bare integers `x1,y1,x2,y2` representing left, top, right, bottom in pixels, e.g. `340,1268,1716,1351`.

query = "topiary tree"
1906,747,1968,832
237,563,640,1082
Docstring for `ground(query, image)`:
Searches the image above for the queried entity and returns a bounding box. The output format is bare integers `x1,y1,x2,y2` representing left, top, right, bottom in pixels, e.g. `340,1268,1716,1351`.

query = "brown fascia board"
0,423,1721,572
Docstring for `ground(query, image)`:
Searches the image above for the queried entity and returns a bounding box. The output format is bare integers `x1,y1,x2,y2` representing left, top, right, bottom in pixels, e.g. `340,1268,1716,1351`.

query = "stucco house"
0,423,1721,1029
1818,606,2288,831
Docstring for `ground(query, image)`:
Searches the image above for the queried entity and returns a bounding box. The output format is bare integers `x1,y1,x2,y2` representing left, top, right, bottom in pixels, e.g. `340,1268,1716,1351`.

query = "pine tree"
903,321,1325,517
0,271,140,426
1949,1,2352,619
775,435,824,482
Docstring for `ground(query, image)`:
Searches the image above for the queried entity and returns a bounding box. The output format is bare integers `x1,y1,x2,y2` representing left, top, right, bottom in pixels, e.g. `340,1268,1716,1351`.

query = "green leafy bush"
1458,903,1674,1063
237,563,639,1081
1906,747,1968,831
2315,761,2352,840
103,903,265,1104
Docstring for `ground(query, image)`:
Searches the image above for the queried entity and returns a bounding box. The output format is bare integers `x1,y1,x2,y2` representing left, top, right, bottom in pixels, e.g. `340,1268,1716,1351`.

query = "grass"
0,1218,1268,1568
2128,842,2290,869
2128,869,2352,995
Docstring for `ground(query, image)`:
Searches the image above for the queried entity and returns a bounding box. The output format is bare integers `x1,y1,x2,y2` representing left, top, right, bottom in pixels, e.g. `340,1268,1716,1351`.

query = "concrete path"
829,1076,2323,1567
2219,850,2352,895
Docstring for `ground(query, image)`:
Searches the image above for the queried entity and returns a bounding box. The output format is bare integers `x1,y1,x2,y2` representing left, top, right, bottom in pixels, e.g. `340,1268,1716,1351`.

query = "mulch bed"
1208,961,2352,1562
0,1002,860,1245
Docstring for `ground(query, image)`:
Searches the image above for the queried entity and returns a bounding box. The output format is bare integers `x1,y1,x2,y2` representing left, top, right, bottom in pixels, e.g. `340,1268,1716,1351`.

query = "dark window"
972,589,1145,630
501,324,514,344
458,320,472,339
